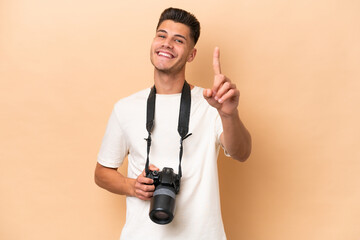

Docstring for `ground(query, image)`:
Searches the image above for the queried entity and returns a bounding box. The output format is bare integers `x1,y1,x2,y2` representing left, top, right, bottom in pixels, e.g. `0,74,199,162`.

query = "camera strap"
145,81,192,178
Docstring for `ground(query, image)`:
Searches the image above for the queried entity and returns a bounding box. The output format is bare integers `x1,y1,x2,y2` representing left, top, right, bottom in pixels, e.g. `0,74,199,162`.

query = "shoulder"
113,88,150,111
109,88,151,124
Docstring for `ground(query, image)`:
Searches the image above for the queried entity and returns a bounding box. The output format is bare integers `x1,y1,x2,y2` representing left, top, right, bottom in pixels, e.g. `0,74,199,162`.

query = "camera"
146,167,181,224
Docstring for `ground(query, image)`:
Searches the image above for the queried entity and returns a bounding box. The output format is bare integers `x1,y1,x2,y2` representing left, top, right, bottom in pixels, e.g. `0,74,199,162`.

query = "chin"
155,66,172,74
153,61,172,72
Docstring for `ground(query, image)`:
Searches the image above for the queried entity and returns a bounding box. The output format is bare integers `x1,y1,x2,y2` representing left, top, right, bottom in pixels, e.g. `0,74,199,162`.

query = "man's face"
150,20,196,74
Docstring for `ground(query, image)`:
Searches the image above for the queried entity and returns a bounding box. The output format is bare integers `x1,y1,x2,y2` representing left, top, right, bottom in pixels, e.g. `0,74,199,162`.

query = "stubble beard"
151,56,186,76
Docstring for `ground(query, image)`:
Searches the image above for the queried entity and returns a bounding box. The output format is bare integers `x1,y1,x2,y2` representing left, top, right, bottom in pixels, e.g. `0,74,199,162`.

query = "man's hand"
134,164,159,201
203,47,240,117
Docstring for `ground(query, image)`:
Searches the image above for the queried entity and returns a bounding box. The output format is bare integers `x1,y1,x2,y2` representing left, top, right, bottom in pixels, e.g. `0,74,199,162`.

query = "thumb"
203,88,213,99
203,88,220,109
149,164,160,172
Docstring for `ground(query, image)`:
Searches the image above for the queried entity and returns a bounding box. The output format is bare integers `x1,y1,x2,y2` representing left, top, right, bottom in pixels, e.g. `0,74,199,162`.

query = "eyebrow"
157,29,187,41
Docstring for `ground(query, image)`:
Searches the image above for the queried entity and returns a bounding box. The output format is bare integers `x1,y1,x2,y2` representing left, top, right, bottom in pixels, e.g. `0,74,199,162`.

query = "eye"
158,34,166,39
175,39,183,44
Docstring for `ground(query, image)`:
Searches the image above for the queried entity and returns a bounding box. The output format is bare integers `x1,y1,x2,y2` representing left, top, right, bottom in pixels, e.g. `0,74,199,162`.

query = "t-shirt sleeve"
97,107,129,168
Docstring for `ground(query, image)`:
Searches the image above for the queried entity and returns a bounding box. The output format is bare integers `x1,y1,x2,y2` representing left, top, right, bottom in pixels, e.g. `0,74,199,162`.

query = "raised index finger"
213,47,222,75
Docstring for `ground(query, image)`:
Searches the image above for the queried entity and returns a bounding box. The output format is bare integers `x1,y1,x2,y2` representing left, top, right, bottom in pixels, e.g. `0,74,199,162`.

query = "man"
95,7,251,239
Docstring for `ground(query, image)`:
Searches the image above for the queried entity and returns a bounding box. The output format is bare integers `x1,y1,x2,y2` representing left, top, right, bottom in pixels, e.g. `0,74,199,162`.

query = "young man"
95,7,251,239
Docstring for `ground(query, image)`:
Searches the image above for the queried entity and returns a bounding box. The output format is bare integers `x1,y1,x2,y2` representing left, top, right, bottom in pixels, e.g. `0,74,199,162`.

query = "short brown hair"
156,7,201,45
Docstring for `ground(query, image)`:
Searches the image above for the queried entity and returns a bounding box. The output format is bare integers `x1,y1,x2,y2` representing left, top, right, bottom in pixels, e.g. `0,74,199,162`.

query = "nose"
162,38,174,49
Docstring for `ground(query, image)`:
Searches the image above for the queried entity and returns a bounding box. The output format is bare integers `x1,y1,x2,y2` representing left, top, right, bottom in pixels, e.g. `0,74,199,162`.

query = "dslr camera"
146,167,180,224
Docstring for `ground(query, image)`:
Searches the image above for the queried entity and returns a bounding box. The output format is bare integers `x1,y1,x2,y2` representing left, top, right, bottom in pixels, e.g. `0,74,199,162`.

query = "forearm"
94,162,136,196
220,110,252,161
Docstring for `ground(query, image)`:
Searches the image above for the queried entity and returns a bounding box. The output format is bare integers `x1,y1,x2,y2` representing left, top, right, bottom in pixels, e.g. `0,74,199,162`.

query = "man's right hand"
134,164,159,200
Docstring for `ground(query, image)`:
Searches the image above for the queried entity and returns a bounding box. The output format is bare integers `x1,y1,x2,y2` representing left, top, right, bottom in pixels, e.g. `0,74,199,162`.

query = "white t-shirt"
98,86,227,240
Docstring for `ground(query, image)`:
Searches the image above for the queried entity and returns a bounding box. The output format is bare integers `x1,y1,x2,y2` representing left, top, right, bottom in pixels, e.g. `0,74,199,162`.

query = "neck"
153,69,187,94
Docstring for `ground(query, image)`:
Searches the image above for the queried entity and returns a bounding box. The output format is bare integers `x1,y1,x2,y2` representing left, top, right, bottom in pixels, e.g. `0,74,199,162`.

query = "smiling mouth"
157,51,175,59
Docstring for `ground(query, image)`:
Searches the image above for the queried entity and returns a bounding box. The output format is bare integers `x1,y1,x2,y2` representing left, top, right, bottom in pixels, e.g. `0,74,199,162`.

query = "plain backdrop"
1,0,359,239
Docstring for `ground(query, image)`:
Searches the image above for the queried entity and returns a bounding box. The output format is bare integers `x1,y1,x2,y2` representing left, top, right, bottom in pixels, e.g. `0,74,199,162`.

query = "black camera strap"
145,81,192,178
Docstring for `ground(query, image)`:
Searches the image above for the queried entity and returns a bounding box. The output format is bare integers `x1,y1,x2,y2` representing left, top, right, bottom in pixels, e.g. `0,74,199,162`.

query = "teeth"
158,52,172,58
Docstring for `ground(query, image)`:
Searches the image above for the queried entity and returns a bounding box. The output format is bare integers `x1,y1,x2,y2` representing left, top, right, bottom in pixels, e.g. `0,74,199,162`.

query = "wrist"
218,109,239,119
125,178,136,197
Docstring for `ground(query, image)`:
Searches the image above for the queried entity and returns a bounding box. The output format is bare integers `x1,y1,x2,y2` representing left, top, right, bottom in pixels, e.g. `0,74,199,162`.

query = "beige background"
1,0,359,239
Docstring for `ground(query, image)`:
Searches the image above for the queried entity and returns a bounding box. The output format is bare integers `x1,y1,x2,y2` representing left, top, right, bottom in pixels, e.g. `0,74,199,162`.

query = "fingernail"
214,96,219,101
218,98,223,103
207,89,211,97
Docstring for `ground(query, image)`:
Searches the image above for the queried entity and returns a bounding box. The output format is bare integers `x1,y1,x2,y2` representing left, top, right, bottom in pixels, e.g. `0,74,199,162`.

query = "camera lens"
153,211,170,221
149,186,176,224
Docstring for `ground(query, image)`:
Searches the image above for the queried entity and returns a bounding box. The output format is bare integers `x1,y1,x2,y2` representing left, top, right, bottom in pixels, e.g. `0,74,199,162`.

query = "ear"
187,48,197,63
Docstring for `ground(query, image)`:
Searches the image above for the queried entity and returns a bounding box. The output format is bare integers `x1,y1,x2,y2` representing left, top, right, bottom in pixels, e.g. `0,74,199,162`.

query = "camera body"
147,167,181,193
146,167,181,224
